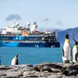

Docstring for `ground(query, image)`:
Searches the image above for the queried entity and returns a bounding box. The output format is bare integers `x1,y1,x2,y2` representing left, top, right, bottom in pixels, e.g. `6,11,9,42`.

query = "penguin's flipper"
71,47,72,62
62,48,64,56
75,52,78,62
16,59,18,65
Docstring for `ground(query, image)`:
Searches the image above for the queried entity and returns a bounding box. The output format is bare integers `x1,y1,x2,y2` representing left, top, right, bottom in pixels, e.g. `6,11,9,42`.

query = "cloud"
56,20,63,26
6,14,22,21
42,18,50,22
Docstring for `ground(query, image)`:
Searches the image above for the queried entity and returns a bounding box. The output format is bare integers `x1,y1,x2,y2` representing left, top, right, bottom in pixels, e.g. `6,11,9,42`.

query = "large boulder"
33,63,63,72
62,64,78,76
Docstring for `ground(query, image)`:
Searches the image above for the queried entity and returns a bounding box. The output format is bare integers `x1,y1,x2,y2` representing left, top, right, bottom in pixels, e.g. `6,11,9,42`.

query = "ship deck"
1,40,46,43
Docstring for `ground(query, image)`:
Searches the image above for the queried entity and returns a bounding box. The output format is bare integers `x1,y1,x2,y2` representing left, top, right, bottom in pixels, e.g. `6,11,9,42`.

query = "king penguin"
62,34,71,63
72,39,78,63
11,54,18,65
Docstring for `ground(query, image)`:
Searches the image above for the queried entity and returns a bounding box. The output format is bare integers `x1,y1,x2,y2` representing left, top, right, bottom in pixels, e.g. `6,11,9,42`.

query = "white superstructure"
30,22,39,33
1,22,24,34
1,21,40,35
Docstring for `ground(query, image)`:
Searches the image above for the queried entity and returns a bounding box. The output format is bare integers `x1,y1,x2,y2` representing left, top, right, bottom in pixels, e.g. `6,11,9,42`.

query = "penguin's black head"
16,54,18,57
75,42,78,45
65,34,69,39
75,40,78,45
73,39,78,45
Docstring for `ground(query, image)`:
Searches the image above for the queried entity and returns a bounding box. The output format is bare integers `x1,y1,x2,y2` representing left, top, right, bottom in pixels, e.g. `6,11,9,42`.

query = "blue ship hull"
0,34,60,47
0,41,60,47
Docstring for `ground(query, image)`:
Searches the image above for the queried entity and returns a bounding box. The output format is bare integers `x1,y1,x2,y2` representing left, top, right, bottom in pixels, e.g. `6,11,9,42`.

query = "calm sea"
0,47,62,65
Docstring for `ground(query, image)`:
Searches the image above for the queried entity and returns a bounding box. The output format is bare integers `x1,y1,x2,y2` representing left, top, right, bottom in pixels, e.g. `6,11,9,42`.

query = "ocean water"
0,47,62,65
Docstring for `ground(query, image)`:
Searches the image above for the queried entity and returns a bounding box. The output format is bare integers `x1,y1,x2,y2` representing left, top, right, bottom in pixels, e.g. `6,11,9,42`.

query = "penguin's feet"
64,60,70,63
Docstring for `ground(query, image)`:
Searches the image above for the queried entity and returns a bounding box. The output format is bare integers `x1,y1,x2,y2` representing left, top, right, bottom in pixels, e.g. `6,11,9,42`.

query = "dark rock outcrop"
0,63,78,78
33,63,63,72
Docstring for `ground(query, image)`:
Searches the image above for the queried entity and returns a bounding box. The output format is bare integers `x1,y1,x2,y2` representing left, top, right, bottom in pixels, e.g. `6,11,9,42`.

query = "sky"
0,0,78,29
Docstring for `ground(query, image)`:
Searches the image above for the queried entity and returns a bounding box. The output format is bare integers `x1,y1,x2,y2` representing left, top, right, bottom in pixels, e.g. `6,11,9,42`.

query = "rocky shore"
0,63,78,78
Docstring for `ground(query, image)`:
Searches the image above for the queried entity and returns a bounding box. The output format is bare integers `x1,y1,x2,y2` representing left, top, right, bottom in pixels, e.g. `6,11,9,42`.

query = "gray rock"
47,74,62,78
0,71,7,77
23,71,32,77
20,77,39,78
34,63,63,72
33,65,40,72
0,63,78,78
7,71,23,77
23,71,40,77
39,77,47,78
0,66,11,70
10,64,33,72
62,75,76,78
75,74,78,78
62,64,78,76
1,76,19,78
40,66,52,72
40,72,54,77
0,73,6,77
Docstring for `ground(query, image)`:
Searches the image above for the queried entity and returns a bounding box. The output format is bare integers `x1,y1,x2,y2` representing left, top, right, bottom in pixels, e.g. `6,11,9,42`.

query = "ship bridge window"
13,36,24,41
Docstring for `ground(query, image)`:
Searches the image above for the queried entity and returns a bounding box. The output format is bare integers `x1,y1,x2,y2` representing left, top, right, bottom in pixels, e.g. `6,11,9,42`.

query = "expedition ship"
0,22,60,47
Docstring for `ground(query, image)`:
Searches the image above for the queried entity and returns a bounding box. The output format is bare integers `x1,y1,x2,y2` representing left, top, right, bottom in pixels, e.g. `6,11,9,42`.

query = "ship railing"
0,31,56,37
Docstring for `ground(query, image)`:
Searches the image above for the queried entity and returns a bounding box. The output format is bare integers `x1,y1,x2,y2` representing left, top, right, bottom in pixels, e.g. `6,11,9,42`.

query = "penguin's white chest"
11,57,17,65
63,42,71,61
63,42,70,53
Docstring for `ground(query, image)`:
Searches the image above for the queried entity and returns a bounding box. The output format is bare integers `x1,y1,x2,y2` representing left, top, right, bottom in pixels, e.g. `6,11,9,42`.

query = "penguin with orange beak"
72,39,78,63
62,34,71,63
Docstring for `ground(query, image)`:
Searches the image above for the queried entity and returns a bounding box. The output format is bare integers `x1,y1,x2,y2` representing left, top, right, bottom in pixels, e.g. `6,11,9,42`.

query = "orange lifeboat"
22,31,29,36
